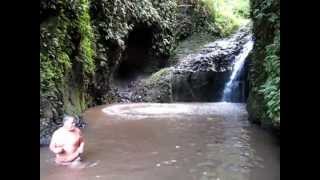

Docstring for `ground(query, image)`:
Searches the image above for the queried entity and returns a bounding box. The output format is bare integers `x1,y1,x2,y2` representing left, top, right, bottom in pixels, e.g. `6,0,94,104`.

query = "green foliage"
259,30,280,124
40,0,96,94
91,0,177,57
40,15,72,93
234,0,250,18
175,0,213,40
201,0,250,36
76,0,96,75
251,0,280,29
248,0,280,128
40,52,65,92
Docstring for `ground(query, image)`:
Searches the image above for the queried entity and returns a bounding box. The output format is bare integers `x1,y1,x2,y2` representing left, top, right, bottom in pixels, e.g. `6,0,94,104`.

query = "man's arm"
49,131,64,154
77,128,85,154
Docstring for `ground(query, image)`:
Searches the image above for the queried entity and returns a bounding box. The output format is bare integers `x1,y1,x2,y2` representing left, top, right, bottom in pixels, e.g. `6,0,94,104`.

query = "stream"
40,103,279,180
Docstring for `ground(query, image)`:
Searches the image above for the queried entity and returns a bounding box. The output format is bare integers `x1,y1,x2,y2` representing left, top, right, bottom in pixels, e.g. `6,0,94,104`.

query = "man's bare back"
49,116,85,165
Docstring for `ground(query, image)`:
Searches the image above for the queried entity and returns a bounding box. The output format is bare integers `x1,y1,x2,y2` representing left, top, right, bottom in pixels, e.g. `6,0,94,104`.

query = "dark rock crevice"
114,24,154,82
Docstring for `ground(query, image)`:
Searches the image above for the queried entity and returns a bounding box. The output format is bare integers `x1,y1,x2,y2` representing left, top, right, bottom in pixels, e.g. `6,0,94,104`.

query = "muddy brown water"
40,103,279,180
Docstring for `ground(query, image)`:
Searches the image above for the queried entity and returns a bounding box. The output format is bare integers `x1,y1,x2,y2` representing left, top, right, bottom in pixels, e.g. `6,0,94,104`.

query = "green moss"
62,85,87,116
40,15,72,93
40,52,63,92
145,67,172,86
40,0,96,93
76,0,95,75
58,52,72,70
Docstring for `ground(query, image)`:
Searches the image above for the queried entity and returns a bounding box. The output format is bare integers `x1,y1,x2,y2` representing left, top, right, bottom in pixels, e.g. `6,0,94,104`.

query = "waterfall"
222,37,254,102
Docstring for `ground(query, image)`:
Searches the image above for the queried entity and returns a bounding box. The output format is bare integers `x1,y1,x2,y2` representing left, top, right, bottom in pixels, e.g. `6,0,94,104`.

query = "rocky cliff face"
129,25,252,103
40,0,178,145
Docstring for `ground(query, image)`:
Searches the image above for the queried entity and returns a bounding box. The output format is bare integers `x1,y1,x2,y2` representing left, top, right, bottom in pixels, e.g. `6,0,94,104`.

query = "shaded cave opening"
114,24,156,84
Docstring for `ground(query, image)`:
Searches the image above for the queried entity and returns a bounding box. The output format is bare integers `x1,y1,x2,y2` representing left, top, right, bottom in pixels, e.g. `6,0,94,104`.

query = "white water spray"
222,38,254,102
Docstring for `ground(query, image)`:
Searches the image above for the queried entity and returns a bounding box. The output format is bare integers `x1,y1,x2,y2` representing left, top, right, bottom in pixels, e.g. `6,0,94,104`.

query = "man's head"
63,115,76,131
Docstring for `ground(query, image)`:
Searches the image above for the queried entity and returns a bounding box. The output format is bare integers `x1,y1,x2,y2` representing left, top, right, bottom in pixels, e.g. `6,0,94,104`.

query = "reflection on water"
40,103,279,180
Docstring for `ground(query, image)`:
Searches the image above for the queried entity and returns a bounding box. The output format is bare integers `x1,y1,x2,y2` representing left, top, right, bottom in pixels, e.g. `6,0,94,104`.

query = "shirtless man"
49,115,85,165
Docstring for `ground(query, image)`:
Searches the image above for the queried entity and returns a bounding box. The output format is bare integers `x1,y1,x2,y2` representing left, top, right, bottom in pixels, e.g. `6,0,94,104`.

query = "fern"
259,30,280,124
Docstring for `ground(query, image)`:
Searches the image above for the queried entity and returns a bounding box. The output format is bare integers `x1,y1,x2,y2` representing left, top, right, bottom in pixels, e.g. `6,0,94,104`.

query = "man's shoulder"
75,127,81,133
53,127,64,135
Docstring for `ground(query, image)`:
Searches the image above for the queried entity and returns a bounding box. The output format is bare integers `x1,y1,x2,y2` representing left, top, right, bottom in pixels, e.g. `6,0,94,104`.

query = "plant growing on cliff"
259,30,280,125
201,0,250,36
77,0,96,75
40,15,72,93
91,0,177,58
40,0,96,93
